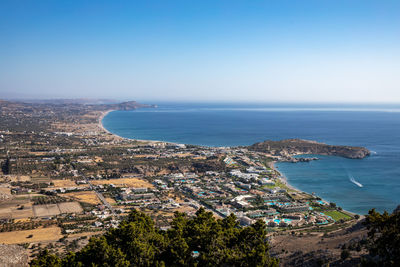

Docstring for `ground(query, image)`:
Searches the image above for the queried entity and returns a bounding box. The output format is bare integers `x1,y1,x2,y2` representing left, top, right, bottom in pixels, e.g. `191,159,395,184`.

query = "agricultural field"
0,198,33,219
105,197,116,205
33,204,61,217
90,178,154,188
7,175,31,182
51,179,77,188
31,176,51,184
0,226,62,244
58,202,83,214
32,201,83,217
62,191,101,205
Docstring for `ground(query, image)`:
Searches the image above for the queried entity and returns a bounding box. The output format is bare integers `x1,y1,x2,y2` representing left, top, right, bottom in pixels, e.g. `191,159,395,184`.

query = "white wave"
350,176,363,188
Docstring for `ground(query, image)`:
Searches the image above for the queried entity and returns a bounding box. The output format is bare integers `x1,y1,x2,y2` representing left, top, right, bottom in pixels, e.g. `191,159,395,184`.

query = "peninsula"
249,138,370,159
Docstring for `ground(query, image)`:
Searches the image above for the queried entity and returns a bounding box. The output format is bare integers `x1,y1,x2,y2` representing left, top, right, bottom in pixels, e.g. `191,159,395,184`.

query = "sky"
0,0,399,103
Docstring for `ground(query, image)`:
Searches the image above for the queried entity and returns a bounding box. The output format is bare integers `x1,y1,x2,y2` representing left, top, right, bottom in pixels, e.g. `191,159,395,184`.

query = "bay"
102,103,400,214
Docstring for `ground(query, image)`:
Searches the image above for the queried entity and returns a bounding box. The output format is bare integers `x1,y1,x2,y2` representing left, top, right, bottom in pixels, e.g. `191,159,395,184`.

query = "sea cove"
103,103,400,214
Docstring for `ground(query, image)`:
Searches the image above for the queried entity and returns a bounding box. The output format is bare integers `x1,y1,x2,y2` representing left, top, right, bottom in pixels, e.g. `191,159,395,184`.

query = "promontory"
248,138,370,159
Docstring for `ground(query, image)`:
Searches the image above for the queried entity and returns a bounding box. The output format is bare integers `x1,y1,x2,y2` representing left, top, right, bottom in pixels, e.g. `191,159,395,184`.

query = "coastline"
98,109,181,145
98,109,115,135
98,110,359,215
270,161,299,192
272,160,359,216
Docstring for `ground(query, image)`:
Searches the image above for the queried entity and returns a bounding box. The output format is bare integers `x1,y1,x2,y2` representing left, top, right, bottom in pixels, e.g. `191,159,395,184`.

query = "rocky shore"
284,156,319,163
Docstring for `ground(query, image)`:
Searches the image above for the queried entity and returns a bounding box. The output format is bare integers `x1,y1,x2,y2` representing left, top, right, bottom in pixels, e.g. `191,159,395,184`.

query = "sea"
102,102,400,215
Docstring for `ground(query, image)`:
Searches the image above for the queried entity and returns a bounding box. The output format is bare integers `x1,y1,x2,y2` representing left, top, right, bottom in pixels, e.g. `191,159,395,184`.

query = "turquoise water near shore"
102,103,400,214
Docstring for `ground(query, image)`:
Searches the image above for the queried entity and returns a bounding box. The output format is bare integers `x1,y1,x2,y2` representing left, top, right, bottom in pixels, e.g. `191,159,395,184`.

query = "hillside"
107,101,157,110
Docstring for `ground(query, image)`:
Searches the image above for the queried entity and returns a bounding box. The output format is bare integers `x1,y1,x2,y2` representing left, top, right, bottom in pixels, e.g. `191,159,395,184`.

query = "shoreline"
98,109,115,135
270,161,299,192
99,110,359,215
271,161,359,216
98,109,181,145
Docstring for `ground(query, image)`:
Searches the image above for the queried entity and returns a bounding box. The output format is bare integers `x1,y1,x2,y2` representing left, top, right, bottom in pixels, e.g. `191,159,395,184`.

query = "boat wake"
349,176,363,188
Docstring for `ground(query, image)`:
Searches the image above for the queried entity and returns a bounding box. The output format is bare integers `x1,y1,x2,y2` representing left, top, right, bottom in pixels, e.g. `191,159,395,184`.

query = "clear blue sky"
1,0,399,102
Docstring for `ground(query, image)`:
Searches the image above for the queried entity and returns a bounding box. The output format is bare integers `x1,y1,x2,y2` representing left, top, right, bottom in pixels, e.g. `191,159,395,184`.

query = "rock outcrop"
0,244,29,267
249,139,370,159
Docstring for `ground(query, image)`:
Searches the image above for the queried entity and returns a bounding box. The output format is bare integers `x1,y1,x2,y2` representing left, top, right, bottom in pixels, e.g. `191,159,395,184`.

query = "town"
0,100,362,265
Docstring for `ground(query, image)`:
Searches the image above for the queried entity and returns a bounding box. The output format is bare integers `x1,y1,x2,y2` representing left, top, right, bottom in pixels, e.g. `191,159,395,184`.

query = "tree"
363,208,400,266
71,236,130,267
105,209,166,266
341,249,350,260
1,158,10,174
162,212,191,266
31,208,278,267
30,250,61,267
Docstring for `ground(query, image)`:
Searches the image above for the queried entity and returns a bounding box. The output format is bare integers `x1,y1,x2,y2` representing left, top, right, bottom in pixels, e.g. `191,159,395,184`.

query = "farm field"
0,227,62,244
31,176,51,183
0,198,33,219
62,191,101,205
58,202,83,213
32,201,83,217
105,197,116,205
90,178,154,188
7,175,31,182
52,179,77,188
33,204,60,217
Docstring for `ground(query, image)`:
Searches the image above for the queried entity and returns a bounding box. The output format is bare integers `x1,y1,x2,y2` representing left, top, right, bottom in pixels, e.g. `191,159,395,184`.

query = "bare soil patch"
0,226,62,244
90,178,154,188
62,191,101,205
58,202,83,213
52,179,77,188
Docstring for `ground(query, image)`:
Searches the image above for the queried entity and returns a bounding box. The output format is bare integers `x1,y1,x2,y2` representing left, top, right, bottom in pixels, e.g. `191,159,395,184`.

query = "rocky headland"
248,138,370,160
107,101,157,111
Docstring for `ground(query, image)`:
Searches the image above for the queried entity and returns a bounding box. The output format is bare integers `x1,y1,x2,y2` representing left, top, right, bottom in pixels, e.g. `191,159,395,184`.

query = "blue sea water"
102,103,400,214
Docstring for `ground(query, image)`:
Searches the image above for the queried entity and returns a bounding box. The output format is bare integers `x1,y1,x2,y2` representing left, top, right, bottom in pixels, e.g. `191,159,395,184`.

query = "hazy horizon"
1,1,399,103
5,98,400,108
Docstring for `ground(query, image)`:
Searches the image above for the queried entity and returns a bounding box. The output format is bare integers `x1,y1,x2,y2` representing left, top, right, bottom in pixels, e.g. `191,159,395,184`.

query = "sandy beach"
97,109,115,135
98,110,179,145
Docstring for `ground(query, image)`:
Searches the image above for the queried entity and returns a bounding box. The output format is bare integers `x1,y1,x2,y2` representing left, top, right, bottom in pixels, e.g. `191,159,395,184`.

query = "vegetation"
32,196,68,205
31,208,278,266
362,208,400,266
1,158,10,174
323,210,352,221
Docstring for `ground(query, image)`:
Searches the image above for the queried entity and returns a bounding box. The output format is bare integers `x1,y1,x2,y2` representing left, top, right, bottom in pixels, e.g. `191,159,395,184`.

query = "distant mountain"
249,138,370,159
107,101,157,110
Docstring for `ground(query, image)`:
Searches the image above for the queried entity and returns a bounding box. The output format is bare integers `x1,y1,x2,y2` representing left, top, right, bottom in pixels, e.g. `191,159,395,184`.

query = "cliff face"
249,139,370,159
